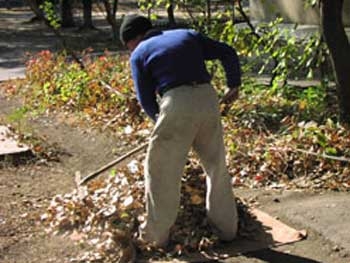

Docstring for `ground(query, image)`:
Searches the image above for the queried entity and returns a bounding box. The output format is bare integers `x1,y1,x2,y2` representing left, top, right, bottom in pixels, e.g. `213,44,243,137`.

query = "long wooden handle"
79,142,148,185
78,98,231,186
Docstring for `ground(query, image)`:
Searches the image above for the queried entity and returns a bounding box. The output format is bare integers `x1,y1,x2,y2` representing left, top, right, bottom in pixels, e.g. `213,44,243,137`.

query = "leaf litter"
4,52,350,261
41,113,350,262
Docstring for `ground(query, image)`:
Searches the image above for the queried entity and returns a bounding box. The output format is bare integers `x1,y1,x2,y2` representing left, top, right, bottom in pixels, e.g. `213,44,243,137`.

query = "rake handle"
79,142,148,185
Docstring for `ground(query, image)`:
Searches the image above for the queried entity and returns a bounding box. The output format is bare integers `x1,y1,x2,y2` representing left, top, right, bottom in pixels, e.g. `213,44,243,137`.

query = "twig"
236,0,279,85
295,148,350,163
102,115,120,131
100,80,126,98
179,2,198,28
236,0,260,40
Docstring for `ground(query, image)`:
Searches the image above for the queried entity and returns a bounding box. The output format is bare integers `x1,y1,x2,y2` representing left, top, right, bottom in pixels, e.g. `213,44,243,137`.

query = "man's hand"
220,87,239,105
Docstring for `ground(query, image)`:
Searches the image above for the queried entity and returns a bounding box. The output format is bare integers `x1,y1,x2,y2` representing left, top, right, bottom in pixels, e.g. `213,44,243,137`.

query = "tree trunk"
206,0,212,30
61,0,75,27
167,0,176,28
231,0,235,23
320,0,350,123
82,0,94,29
101,0,118,40
112,0,119,15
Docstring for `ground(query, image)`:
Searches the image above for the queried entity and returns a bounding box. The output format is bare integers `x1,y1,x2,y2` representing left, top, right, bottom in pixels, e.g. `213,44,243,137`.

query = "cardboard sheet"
0,125,29,155
150,208,307,263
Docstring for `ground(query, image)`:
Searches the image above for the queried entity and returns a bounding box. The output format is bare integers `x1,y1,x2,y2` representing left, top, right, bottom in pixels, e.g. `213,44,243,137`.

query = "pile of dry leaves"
41,154,257,262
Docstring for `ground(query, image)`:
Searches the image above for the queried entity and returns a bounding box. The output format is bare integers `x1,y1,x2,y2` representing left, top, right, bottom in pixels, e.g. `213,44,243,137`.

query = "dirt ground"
0,89,123,262
2,90,350,263
1,5,350,263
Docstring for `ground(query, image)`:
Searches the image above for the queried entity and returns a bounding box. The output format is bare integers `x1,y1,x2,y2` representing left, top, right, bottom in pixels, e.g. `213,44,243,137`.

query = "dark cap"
119,15,152,45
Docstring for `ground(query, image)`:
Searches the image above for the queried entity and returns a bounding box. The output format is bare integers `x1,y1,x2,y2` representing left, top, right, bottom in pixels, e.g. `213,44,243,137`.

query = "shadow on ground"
140,206,317,263
0,7,126,69
244,249,321,263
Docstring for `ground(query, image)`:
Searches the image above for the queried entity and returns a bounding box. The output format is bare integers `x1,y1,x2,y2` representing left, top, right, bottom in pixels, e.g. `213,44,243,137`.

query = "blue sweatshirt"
130,29,241,121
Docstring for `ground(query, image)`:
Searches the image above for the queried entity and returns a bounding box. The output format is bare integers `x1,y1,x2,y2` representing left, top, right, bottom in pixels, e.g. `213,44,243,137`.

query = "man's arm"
194,31,241,89
130,56,159,122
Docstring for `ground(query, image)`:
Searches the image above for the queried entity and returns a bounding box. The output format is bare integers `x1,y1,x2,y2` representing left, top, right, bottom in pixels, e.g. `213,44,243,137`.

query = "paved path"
0,68,25,81
236,189,350,254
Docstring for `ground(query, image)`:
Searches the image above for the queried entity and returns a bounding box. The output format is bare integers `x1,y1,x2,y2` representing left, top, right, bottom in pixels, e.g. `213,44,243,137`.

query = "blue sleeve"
130,55,159,122
193,31,241,88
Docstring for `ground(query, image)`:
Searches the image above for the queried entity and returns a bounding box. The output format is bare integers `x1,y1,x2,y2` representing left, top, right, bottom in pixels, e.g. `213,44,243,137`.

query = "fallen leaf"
122,196,134,208
191,194,204,205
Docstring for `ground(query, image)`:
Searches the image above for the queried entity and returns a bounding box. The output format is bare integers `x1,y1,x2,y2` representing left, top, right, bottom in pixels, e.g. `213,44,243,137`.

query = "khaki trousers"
143,83,238,246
